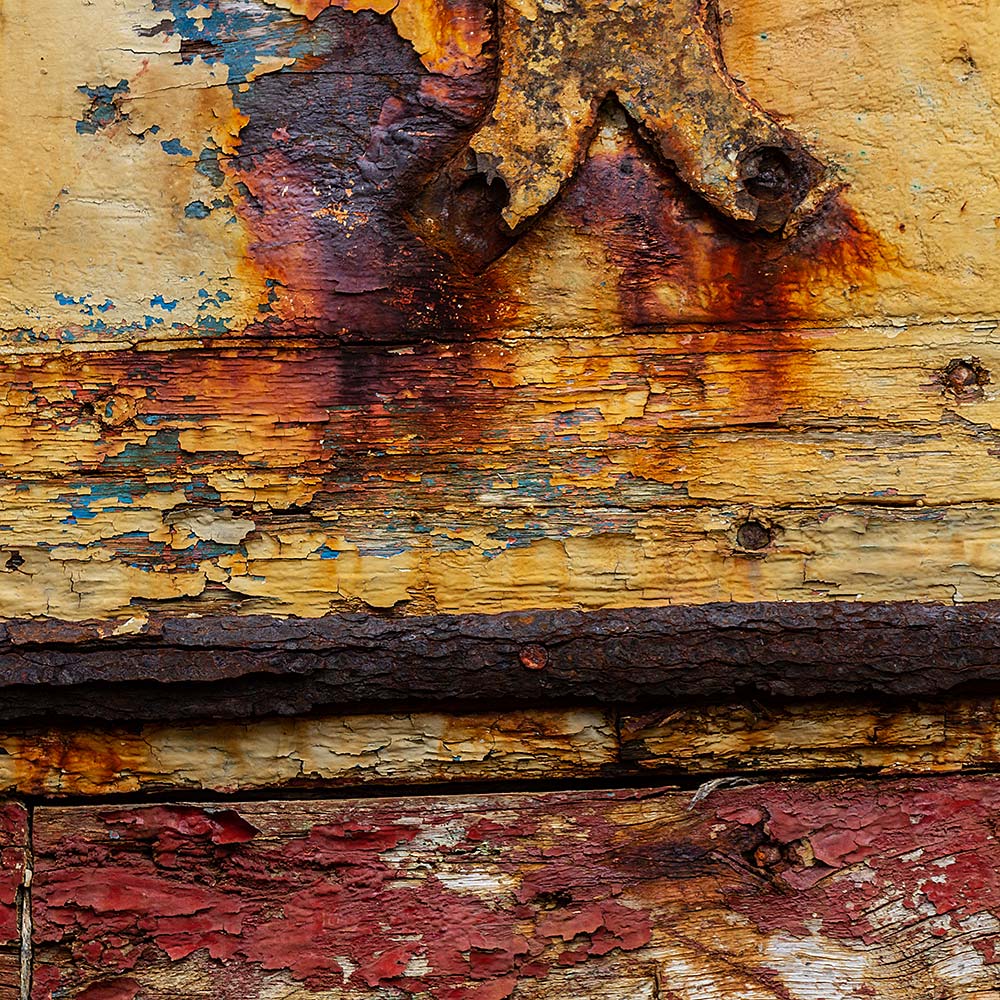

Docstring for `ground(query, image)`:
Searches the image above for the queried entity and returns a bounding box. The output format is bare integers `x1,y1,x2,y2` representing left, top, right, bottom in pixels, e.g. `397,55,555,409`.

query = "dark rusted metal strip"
0,601,997,720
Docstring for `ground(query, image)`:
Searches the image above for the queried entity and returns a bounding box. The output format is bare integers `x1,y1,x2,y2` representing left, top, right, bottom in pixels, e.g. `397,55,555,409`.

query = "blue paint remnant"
55,292,86,306
155,0,328,87
100,428,182,471
97,299,115,313
161,137,193,157
196,315,229,333
57,481,144,525
150,295,178,311
314,545,341,560
195,147,226,187
185,200,212,219
258,278,283,314
184,481,223,505
185,197,233,219
76,80,130,135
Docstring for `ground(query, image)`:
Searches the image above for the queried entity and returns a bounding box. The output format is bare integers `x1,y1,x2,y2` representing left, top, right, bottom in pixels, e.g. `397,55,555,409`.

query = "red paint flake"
715,778,1000,960
76,978,141,1000
33,802,654,998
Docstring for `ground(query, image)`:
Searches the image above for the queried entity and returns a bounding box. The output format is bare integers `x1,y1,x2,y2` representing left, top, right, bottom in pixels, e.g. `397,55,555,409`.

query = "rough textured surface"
6,698,1000,796
0,804,28,1000
0,710,615,796
1,603,1000,720
412,0,828,268
0,0,996,620
620,697,1000,776
30,780,1000,998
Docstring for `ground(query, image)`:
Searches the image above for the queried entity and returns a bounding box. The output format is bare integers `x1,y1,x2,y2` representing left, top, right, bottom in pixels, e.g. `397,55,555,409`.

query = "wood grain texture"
0,710,616,796
30,780,1000,998
0,803,28,1000
0,0,996,620
7,697,1000,796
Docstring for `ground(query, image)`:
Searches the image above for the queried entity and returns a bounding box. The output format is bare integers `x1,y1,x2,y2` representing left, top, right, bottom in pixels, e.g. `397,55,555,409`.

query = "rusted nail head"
947,361,983,390
519,644,548,671
736,519,772,551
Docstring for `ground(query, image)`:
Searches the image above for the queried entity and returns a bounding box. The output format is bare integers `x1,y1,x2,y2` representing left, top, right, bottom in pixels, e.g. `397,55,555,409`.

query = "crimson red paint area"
29,780,1000,998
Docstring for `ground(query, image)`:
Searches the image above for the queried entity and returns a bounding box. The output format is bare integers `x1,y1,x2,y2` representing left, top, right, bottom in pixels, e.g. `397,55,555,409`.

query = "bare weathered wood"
31,780,1000,997
0,711,615,797
621,698,1000,776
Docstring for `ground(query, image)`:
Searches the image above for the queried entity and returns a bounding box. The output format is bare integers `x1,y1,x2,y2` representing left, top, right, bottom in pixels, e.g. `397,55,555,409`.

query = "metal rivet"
519,645,548,671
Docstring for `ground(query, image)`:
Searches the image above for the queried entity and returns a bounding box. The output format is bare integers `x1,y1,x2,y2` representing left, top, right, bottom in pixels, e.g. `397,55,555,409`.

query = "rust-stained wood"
0,0,996,621
0,603,999,720
31,780,1000,998
7,698,1000,797
0,710,615,797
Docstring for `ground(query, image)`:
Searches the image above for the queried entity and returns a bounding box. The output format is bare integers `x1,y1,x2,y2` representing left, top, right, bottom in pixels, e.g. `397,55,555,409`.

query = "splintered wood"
0,0,996,620
28,781,1000,998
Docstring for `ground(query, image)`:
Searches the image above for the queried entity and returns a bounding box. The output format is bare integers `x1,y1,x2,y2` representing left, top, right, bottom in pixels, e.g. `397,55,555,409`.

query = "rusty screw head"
740,146,797,203
736,519,772,551
519,644,548,671
942,357,989,397
753,843,783,869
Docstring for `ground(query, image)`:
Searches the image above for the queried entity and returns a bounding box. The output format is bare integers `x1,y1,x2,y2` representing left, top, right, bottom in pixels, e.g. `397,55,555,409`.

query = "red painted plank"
30,780,1000,998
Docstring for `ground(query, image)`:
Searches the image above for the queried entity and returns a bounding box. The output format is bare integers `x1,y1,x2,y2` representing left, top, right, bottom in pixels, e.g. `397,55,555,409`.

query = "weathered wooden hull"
3,0,999,995
1,0,998,620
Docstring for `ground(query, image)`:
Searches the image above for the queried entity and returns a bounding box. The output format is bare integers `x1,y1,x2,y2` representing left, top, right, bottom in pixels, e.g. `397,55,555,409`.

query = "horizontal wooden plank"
1,603,1000,720
5,697,1000,797
620,698,1000,776
0,710,616,796
2,497,1000,619
0,331,998,618
31,779,1000,997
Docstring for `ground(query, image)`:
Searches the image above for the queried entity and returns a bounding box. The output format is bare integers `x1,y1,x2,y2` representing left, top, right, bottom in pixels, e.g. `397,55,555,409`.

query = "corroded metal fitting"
411,0,830,271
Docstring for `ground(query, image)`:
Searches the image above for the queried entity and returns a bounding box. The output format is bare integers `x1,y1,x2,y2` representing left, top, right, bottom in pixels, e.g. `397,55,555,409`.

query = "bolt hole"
740,146,798,202
3,552,24,572
736,520,772,551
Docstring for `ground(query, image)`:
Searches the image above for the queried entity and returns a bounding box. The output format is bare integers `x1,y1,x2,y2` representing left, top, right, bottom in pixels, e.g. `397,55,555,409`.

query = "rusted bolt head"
736,519,772,551
753,843,783,869
519,644,548,671
941,357,990,397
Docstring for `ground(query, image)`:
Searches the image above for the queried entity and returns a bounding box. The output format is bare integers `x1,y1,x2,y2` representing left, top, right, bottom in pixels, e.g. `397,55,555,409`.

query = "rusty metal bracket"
410,0,831,271
0,602,997,721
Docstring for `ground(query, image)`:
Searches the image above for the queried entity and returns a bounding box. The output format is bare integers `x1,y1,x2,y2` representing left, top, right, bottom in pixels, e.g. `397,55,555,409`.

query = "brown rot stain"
552,113,896,423
224,4,514,343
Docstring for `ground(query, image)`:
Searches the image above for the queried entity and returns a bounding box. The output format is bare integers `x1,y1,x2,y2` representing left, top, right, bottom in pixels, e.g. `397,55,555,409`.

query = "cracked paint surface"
28,779,1000,998
0,0,996,619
